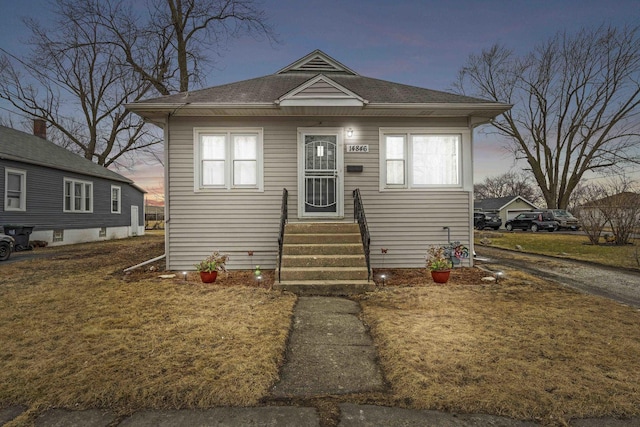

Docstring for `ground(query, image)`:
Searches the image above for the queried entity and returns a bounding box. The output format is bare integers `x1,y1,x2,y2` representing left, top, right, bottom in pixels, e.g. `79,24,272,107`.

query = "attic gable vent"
298,56,338,72
277,49,358,76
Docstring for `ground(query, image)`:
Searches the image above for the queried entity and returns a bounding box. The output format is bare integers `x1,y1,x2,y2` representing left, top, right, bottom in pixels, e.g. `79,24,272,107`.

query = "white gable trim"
276,49,358,75
498,196,538,211
276,74,367,107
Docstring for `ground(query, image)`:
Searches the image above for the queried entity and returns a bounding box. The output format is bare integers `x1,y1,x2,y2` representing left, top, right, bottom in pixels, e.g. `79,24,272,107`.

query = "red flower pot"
199,271,218,283
431,270,450,284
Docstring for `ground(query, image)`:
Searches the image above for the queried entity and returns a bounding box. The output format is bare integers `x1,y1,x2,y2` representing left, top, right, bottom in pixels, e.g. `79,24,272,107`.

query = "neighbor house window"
111,186,121,213
64,178,93,212
5,168,26,211
53,229,64,242
194,128,263,191
380,130,461,189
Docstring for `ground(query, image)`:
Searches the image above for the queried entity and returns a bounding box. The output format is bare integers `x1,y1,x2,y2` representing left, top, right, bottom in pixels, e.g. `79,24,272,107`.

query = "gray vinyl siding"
167,116,474,271
0,159,144,230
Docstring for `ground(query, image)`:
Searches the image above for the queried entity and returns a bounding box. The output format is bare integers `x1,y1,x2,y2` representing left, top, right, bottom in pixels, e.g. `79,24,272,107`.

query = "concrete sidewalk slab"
271,296,384,398
118,407,319,427
35,409,116,427
0,406,27,425
290,312,372,346
338,404,540,426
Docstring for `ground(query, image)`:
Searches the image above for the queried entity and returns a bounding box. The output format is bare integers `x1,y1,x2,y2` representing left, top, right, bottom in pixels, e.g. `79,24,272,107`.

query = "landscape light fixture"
182,271,187,281
494,271,503,284
380,274,386,286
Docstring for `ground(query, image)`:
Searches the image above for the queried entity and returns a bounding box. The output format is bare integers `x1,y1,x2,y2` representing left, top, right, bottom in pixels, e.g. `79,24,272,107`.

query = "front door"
298,128,343,218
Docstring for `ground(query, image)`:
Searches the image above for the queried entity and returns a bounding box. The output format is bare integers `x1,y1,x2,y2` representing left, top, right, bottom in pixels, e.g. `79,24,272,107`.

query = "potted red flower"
426,242,469,284
194,251,228,283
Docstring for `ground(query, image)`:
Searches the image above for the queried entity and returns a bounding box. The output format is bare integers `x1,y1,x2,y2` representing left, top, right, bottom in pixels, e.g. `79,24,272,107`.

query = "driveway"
476,246,640,309
0,247,65,265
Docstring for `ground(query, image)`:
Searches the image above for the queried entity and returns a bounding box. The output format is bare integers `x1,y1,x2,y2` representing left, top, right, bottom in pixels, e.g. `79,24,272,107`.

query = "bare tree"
577,178,640,245
574,184,608,245
455,25,640,209
474,171,542,205
81,0,277,95
0,0,276,168
0,1,159,167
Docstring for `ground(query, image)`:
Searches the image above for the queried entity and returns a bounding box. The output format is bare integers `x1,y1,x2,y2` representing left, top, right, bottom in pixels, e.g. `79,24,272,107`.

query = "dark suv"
473,212,502,230
539,209,581,230
505,212,558,232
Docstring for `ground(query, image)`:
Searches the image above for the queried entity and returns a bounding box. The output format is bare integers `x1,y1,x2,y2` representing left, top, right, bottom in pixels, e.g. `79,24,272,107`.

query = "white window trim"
63,178,94,213
193,127,264,192
379,128,467,191
4,168,27,211
111,185,121,214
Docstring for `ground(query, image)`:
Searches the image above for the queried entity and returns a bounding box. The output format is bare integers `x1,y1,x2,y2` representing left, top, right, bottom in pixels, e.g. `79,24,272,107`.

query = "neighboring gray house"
474,195,539,228
127,50,511,273
1,124,146,246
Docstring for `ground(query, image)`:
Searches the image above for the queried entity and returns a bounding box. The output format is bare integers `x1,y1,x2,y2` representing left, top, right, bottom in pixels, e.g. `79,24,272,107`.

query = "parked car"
539,209,581,230
505,212,558,232
0,233,15,261
473,212,502,230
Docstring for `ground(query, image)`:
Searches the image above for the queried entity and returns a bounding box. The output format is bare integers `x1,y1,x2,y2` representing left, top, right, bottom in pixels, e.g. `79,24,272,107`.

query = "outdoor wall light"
346,128,353,138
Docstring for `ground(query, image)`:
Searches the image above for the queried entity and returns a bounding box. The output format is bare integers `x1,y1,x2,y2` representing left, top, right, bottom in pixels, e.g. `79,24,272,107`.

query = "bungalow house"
474,195,539,229
127,50,511,285
0,124,146,246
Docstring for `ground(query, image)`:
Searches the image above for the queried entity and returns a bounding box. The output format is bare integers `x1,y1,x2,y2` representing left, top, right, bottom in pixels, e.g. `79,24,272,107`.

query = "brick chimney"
33,119,47,139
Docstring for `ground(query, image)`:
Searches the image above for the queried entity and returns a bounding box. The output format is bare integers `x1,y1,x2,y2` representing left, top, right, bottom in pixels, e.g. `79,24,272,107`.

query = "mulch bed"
124,262,492,289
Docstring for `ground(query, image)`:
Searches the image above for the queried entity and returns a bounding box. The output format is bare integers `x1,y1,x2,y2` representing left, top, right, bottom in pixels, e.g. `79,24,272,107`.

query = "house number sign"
346,145,369,153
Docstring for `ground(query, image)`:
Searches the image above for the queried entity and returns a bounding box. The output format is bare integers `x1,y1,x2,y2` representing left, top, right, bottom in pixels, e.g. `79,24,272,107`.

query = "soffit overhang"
126,102,511,122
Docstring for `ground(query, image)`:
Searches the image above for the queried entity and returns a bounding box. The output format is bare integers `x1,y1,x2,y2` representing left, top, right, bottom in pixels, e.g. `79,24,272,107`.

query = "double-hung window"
64,178,93,212
5,168,26,211
380,129,462,189
111,186,121,213
195,128,263,191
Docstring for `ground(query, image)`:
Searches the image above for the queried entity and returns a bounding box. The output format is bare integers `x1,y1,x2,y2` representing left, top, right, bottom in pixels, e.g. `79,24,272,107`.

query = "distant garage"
474,196,539,229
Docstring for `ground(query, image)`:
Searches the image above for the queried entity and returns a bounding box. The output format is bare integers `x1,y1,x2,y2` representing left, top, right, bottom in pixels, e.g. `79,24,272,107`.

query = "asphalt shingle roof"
137,72,490,106
475,196,537,211
0,125,133,184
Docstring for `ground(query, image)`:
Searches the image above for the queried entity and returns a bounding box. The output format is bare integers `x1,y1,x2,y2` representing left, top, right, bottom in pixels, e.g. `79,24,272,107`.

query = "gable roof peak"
276,49,358,76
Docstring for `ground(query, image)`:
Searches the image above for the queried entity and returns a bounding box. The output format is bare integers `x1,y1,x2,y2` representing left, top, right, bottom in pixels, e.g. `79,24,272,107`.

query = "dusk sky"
1,0,638,198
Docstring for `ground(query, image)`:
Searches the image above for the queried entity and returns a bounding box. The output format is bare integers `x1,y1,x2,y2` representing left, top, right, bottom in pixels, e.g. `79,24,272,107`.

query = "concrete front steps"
274,222,373,296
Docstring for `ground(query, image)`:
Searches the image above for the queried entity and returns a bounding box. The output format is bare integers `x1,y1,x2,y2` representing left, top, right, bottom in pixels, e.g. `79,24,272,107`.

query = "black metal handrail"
277,188,288,283
353,188,371,281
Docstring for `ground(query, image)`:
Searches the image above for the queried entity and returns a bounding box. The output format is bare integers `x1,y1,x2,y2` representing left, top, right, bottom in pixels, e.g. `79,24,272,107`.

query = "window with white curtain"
195,128,263,191
380,130,461,189
5,168,26,211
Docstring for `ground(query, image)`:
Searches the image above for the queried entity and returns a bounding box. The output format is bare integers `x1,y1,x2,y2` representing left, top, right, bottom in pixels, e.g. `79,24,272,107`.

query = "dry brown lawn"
360,267,640,425
2,235,640,426
0,235,295,425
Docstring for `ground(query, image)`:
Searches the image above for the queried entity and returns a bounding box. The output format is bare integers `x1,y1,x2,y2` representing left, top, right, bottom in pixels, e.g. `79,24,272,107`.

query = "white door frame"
297,127,344,219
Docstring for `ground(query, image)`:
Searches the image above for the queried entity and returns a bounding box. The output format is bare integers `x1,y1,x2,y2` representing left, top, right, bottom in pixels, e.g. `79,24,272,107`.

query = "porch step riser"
284,234,362,244
280,268,369,281
274,281,374,296
283,244,364,256
282,256,366,268
285,223,360,234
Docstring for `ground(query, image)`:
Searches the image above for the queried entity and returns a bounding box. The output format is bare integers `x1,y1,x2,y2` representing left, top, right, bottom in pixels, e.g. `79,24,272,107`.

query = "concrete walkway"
3,295,640,426
271,296,384,397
